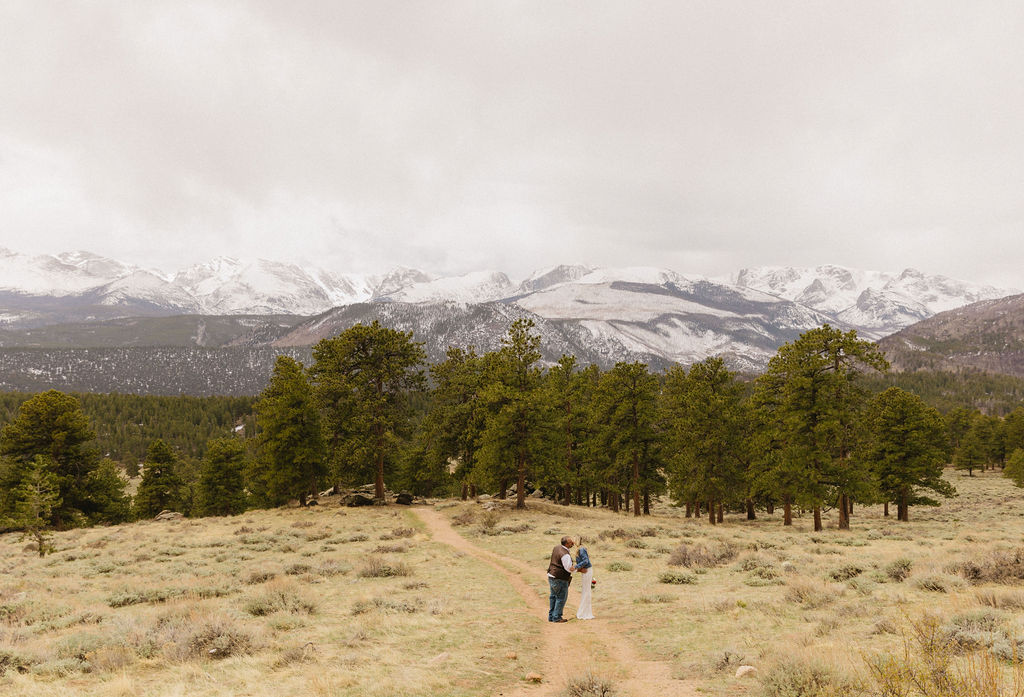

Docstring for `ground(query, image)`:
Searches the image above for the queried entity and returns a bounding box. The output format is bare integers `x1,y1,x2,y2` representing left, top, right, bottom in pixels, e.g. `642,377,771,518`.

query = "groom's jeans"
548,577,570,621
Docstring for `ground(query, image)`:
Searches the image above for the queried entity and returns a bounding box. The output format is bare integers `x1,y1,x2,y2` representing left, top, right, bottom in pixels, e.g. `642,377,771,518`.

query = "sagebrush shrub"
358,556,412,578
761,657,859,697
659,571,696,585
885,558,913,582
669,541,737,568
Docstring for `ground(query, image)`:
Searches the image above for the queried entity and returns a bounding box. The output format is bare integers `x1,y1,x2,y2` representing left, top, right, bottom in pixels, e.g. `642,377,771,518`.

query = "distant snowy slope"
734,264,1015,336
373,270,514,304
0,248,133,295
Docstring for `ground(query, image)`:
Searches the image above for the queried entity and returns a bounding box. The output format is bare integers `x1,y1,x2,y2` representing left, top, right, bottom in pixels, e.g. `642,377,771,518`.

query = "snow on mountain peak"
373,269,513,304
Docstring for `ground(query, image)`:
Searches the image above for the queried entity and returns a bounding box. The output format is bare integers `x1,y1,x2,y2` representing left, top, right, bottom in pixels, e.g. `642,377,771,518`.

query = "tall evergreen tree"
753,325,888,530
476,319,553,509
197,437,247,516
82,459,132,524
2,455,61,556
546,355,590,505
0,390,103,527
953,419,987,476
593,361,664,516
864,387,955,521
311,322,426,501
421,346,486,499
134,439,183,518
664,358,751,524
252,356,326,506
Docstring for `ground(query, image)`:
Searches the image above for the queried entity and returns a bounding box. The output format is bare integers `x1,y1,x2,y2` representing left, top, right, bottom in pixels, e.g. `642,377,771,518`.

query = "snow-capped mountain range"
0,248,1015,373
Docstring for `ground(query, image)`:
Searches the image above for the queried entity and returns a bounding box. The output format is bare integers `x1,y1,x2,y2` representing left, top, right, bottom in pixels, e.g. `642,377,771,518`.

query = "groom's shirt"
547,545,573,580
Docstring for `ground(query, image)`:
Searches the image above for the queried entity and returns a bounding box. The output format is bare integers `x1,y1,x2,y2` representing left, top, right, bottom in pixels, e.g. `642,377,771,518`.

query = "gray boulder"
341,493,374,507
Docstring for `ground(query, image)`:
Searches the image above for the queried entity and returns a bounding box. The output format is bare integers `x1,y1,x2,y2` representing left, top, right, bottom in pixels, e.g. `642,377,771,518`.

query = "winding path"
412,507,700,696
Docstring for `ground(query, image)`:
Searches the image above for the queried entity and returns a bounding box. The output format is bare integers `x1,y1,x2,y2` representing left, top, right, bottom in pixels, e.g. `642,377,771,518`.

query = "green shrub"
607,561,632,572
659,571,696,585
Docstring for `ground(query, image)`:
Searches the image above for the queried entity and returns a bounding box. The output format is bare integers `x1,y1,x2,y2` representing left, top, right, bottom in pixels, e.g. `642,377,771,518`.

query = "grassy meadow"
4,469,1024,696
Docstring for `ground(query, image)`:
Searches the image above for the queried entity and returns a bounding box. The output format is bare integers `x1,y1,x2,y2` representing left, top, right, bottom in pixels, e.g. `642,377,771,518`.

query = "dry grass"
5,469,1024,696
0,502,531,696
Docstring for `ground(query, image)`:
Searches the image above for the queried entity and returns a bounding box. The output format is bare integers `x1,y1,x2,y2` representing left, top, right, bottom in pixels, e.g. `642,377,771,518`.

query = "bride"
575,536,595,620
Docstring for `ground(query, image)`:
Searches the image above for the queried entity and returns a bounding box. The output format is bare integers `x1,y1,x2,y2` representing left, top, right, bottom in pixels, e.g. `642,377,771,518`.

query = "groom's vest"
548,545,572,581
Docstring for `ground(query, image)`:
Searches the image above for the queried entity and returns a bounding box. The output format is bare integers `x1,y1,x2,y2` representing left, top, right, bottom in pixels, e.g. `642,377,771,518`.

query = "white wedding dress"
576,568,594,619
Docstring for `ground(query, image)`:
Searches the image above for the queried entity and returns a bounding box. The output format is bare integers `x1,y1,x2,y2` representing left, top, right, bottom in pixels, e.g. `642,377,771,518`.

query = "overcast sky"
1,1,1022,286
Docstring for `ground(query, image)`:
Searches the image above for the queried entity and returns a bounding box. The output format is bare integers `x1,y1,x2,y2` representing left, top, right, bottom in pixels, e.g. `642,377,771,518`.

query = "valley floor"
2,469,1024,696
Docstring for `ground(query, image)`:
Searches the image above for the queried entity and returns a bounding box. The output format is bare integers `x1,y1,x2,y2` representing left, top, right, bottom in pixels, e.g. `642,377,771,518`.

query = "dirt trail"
412,507,701,697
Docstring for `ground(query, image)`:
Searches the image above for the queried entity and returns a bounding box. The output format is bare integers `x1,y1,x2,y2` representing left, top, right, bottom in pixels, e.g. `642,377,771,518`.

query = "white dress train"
576,568,594,619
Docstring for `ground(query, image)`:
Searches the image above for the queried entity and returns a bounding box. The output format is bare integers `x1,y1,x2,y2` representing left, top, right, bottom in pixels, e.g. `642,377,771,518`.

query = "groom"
547,535,576,622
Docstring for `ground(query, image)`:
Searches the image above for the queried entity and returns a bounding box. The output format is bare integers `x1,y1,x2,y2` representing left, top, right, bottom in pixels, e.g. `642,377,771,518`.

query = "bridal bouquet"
591,578,597,589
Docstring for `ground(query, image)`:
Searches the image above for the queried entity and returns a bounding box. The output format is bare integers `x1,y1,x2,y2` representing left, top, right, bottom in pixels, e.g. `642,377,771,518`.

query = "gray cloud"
1,1,1022,286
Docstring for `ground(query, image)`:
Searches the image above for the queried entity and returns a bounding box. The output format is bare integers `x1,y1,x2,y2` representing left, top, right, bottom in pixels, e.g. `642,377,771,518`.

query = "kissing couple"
546,535,595,622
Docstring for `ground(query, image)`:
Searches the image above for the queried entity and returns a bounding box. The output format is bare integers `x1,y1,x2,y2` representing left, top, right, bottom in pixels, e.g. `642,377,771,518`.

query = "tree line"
6,319,1024,552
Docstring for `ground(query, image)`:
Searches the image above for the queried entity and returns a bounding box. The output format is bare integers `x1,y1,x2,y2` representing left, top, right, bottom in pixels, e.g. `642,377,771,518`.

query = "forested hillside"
0,392,256,465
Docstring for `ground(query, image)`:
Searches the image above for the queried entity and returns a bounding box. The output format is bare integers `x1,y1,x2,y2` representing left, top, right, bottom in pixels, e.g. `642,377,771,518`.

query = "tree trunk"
643,489,650,515
563,483,571,506
375,450,385,501
708,500,716,525
717,502,723,523
624,491,630,513
848,497,854,516
470,484,477,498
515,457,526,510
498,480,508,499
746,498,756,520
461,483,468,501
898,493,909,522
884,501,889,517
695,501,701,517
813,507,822,532
783,500,792,526
632,452,641,517
685,502,692,518
766,501,774,515
838,493,849,530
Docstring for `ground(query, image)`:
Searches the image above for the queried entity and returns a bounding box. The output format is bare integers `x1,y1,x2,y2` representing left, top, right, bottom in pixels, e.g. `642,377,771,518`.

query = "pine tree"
753,325,888,530
953,420,987,476
82,459,131,524
0,390,100,527
197,437,247,516
311,322,426,501
2,455,61,556
593,362,664,516
546,355,590,505
864,387,955,521
134,439,183,518
252,356,326,506
663,358,751,524
421,346,486,499
476,319,553,509
1004,448,1024,488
